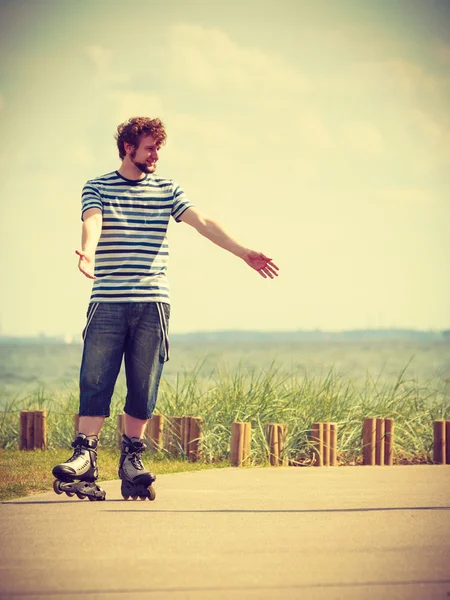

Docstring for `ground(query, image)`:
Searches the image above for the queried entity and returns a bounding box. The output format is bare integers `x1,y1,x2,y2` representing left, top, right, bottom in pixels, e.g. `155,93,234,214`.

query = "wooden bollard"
19,410,46,450
34,410,47,450
164,416,182,456
265,424,286,466
19,410,29,450
145,415,164,451
447,421,450,465
375,418,385,466
384,418,394,466
311,422,338,466
230,422,252,466
433,420,447,464
363,418,394,465
311,422,323,466
330,423,337,467
181,416,190,454
187,417,203,462
363,418,377,465
179,416,204,461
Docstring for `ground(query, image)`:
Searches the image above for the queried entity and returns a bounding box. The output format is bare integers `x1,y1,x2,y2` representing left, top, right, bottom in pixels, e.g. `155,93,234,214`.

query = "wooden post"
164,416,182,456
181,416,190,455
187,417,203,462
146,415,164,451
434,420,446,464
19,411,29,450
311,422,323,466
363,418,376,465
266,424,286,466
277,424,287,466
384,418,394,465
244,422,252,465
26,410,35,450
375,418,385,466
231,422,245,466
33,410,47,450
446,421,450,465
323,423,331,466
330,423,337,466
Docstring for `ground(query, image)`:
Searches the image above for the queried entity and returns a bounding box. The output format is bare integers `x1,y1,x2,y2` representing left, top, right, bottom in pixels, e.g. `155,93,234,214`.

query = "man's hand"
242,250,279,279
75,249,96,279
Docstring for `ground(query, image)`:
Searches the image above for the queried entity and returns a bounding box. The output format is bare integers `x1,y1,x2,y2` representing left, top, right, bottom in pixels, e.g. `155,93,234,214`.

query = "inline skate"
52,433,106,501
119,434,156,501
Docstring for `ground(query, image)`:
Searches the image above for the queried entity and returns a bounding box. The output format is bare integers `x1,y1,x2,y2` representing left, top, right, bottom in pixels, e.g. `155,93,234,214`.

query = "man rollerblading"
53,116,279,500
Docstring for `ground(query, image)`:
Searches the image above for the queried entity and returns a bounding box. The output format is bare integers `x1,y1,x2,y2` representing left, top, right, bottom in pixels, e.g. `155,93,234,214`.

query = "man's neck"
118,160,147,181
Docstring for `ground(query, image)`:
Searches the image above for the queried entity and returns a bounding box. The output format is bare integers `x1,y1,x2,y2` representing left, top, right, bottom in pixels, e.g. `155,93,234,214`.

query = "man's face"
129,134,160,174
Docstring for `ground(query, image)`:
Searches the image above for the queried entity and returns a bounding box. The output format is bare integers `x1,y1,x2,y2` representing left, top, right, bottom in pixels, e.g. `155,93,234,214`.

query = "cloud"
375,187,435,208
107,92,165,124
85,45,111,71
340,121,383,156
168,23,311,98
437,44,450,63
321,57,450,106
84,45,130,87
70,143,95,167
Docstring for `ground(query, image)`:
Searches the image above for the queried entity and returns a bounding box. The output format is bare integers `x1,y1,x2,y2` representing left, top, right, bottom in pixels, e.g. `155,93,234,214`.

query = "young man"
52,117,279,501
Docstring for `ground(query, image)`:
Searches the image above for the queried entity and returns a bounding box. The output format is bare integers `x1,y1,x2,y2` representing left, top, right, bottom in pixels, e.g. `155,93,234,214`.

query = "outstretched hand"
242,250,279,279
75,249,96,279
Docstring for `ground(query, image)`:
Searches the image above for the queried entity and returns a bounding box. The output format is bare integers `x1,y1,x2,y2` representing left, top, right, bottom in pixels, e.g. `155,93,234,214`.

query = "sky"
0,0,449,336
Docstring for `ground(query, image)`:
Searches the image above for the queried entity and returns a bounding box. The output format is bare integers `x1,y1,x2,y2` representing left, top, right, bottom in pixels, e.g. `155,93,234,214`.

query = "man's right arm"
77,208,102,279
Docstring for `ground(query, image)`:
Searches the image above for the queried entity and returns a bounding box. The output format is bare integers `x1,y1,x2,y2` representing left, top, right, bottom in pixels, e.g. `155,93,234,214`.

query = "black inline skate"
119,434,156,501
52,434,106,501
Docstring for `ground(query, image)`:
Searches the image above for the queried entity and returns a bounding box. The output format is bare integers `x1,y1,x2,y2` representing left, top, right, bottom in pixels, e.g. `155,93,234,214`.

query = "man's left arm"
178,207,279,279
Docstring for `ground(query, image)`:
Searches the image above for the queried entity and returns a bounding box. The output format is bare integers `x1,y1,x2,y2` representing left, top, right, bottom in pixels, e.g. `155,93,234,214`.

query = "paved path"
1,465,450,600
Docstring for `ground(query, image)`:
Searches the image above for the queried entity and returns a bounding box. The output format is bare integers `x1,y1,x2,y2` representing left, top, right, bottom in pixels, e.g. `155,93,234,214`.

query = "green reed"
1,361,448,464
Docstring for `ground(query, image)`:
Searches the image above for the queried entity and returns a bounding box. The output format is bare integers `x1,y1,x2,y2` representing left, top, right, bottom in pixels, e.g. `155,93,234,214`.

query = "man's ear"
123,142,135,156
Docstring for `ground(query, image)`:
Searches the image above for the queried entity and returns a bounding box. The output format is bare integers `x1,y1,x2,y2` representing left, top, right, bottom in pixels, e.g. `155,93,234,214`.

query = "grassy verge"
0,449,230,501
1,362,449,476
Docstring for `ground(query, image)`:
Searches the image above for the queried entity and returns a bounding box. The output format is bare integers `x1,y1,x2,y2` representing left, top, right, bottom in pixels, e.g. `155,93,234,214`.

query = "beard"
130,151,156,174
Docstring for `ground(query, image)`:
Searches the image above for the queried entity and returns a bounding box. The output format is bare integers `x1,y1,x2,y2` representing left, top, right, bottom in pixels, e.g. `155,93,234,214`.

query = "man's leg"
52,303,127,500
118,302,169,500
79,303,128,425
124,414,147,439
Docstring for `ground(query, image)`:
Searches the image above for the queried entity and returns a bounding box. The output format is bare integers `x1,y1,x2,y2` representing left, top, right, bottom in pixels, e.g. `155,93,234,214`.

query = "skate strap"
72,436,98,450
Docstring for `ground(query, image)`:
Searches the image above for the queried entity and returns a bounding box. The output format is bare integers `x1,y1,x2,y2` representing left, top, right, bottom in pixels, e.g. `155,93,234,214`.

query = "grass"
0,360,449,500
0,448,230,501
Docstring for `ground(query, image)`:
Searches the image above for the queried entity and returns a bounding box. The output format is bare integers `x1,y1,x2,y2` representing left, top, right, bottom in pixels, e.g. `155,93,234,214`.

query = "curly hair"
115,117,167,159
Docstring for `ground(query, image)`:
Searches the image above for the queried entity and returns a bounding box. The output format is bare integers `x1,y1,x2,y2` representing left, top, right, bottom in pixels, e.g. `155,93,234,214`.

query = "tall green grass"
1,361,448,464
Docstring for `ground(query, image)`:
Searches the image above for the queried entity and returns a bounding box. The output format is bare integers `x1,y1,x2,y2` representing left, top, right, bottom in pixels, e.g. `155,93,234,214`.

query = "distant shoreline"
1,329,449,344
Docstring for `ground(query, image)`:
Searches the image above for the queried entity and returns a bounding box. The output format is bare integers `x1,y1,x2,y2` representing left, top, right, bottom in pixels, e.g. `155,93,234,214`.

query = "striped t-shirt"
81,170,194,304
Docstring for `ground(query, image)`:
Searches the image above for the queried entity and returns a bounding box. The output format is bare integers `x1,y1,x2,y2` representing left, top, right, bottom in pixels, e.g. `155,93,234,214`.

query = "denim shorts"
79,302,170,420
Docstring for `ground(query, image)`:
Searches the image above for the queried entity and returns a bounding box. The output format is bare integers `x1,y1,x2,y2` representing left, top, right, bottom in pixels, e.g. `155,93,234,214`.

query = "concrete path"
1,465,449,600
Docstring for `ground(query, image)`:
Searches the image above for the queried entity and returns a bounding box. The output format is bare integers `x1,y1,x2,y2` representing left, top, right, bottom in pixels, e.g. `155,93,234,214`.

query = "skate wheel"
122,496,130,501
148,487,156,501
76,492,86,500
139,496,146,501
131,496,138,501
88,495,96,501
66,492,75,498
53,480,64,495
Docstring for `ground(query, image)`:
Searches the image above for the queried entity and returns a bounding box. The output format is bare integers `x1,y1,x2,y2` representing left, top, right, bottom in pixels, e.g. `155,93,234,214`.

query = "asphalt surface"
1,465,450,600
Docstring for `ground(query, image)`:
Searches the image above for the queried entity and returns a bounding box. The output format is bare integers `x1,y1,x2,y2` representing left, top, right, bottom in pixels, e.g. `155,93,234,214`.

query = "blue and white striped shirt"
81,170,193,304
